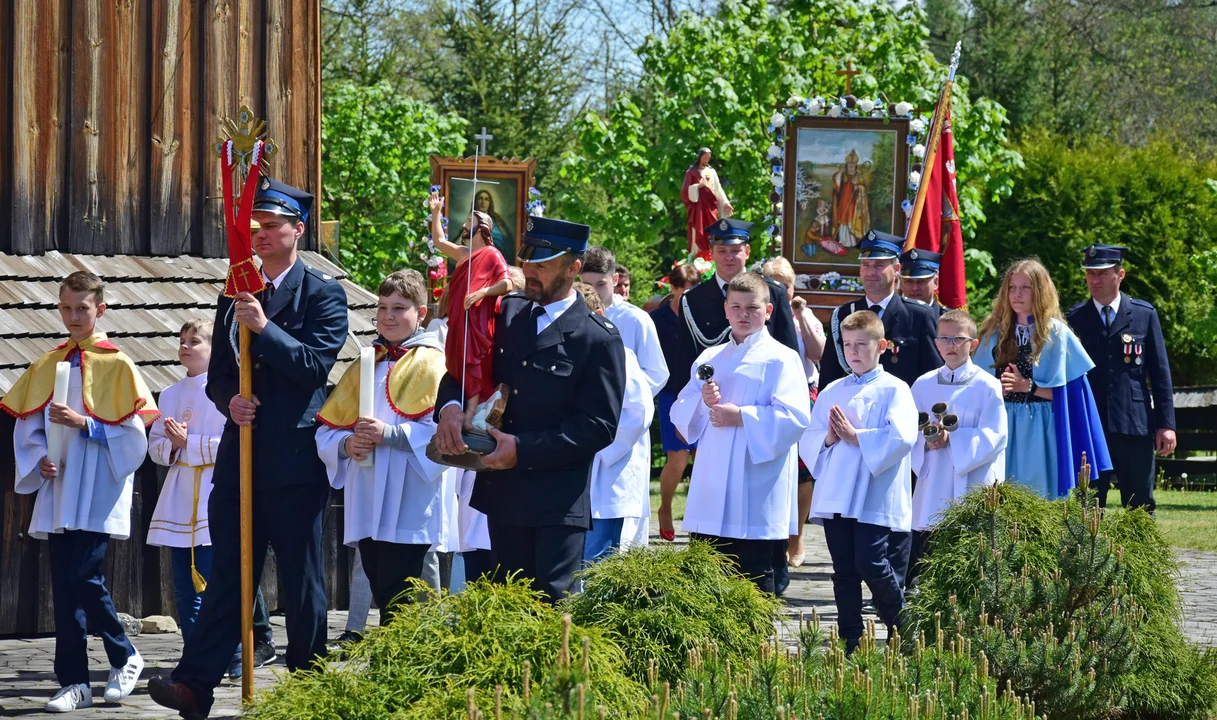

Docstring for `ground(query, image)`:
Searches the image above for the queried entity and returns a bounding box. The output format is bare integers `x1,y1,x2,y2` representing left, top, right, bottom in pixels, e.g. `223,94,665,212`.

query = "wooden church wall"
0,0,322,258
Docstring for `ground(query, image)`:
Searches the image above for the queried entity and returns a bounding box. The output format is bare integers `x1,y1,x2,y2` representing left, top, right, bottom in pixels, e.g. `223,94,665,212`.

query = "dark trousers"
48,530,136,687
170,547,273,647
887,531,912,589
462,549,495,584
822,516,904,643
1093,433,1156,513
172,483,329,714
487,517,585,603
907,530,927,588
357,539,428,625
691,533,780,595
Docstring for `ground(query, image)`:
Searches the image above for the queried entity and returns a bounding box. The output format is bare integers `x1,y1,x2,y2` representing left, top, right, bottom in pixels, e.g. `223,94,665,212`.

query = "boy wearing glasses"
909,310,1008,579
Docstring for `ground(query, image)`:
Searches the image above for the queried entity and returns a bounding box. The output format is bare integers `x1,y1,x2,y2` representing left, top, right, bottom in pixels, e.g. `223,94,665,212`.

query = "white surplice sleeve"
799,388,836,475
632,312,670,396
855,387,919,477
14,413,49,494
597,357,651,467
148,388,177,467
740,353,812,463
102,415,150,482
316,423,354,489
392,417,447,484
948,382,1009,477
670,362,711,445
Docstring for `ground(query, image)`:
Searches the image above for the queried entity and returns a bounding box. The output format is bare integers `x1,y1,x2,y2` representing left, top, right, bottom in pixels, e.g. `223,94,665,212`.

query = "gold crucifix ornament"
213,105,279,180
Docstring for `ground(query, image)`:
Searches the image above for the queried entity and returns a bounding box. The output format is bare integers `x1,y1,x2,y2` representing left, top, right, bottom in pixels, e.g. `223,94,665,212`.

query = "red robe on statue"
682,166,719,254
445,245,510,402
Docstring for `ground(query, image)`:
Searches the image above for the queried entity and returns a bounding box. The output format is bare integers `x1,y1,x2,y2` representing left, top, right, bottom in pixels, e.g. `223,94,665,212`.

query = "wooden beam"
150,0,203,256
67,0,150,255
10,0,70,255
202,0,239,258
0,0,12,253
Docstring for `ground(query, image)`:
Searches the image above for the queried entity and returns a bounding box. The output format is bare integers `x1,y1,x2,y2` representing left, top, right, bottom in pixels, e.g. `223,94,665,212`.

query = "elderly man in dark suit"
150,180,349,720
434,216,626,603
819,230,943,591
1066,243,1175,513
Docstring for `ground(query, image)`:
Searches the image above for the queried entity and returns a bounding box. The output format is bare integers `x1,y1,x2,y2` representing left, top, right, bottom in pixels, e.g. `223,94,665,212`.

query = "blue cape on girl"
976,318,1112,497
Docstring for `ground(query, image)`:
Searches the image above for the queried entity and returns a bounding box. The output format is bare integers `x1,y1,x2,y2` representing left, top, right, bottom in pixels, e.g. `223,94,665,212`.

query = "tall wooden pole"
236,0,255,703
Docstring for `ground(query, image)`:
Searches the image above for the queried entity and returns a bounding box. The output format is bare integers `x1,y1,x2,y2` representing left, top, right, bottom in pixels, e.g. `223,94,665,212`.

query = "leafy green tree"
321,81,467,289
973,131,1217,384
557,0,1020,298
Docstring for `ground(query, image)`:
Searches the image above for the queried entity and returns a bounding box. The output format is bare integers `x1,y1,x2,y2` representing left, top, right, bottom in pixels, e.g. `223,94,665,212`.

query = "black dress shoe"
148,677,206,720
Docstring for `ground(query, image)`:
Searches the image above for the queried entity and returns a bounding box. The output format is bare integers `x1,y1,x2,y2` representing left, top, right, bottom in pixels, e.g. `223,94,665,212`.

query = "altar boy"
908,311,1007,573
316,270,456,623
671,272,811,594
576,284,655,563
0,271,158,712
800,310,917,651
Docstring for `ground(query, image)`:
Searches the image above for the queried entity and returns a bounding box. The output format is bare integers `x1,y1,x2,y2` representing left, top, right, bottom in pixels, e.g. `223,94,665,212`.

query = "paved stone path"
3,528,1214,718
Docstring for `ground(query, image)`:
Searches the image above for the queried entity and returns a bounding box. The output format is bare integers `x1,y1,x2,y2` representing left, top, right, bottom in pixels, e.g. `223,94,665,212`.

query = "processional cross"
837,60,861,96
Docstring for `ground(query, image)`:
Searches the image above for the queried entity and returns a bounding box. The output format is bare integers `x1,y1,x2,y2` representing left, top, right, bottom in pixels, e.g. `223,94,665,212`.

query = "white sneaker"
45,684,92,713
103,648,143,703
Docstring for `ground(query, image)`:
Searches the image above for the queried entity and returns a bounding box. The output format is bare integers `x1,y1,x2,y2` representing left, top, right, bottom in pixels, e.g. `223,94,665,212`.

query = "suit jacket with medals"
818,293,942,389
1066,292,1174,436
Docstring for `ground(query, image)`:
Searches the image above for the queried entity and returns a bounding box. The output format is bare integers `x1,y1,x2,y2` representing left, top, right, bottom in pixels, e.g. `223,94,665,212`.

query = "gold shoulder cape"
317,344,446,429
0,333,160,426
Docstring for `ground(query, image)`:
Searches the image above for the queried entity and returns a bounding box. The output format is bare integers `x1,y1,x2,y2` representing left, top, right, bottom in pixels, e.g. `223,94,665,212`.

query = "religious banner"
430,146,536,267
781,115,910,272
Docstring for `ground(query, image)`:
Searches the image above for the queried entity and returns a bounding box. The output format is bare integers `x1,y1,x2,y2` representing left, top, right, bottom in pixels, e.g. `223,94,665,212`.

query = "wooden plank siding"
1,0,321,258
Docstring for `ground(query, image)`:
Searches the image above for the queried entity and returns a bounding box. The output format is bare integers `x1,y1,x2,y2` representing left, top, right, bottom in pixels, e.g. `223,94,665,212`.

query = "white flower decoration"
828,105,843,118
770,112,786,128
912,143,926,159
787,95,803,108
809,99,823,114
909,170,922,186
770,174,784,187
858,99,875,114
910,118,926,134
775,202,784,213
767,144,782,159
895,101,913,117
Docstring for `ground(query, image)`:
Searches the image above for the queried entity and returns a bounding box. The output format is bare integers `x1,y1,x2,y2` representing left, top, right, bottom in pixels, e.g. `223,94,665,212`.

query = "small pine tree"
915,455,1142,718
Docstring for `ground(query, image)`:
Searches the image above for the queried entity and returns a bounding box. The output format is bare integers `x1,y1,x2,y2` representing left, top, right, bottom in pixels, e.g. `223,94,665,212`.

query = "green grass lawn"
1111,487,1217,552
652,480,1217,553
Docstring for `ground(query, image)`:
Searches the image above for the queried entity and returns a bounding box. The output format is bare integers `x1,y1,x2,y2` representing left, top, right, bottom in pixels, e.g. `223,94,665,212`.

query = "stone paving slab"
2,527,1213,719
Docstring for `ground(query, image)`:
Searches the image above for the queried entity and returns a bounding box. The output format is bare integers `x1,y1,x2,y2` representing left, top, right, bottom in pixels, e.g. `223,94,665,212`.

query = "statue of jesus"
682,148,733,254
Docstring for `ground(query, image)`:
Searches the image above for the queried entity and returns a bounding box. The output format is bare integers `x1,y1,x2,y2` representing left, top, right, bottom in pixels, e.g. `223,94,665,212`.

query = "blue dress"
976,318,1112,498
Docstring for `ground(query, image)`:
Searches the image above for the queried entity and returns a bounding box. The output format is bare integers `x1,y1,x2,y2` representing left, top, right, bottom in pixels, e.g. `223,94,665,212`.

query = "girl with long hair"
976,259,1111,498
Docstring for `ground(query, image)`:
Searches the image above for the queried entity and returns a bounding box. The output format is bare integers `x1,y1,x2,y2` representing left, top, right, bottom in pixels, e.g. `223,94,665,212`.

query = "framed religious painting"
781,116,910,272
430,155,537,267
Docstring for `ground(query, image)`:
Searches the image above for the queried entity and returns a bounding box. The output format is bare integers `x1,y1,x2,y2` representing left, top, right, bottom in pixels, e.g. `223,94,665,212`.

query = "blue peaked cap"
858,229,903,260
254,178,313,224
900,247,943,278
704,218,753,245
519,216,591,263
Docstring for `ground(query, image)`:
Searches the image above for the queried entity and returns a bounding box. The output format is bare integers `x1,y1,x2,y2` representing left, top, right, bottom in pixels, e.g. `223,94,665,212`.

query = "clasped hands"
700,380,742,427
435,404,518,469
1000,363,1033,395
823,405,859,447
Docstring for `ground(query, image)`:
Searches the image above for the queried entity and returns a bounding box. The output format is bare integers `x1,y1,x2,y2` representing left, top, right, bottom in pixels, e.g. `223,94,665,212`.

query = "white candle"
46,361,71,475
357,347,376,467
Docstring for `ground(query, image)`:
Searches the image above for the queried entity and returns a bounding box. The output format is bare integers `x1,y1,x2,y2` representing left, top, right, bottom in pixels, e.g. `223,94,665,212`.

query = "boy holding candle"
315,269,456,623
0,271,158,712
670,272,811,594
908,310,1007,578
800,310,917,652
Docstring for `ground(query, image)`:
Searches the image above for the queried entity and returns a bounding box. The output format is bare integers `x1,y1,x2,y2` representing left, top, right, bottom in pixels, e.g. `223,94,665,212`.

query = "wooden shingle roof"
0,251,377,394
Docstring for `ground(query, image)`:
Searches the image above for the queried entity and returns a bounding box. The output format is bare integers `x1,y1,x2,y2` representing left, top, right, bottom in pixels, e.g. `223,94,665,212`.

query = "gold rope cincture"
174,460,214,592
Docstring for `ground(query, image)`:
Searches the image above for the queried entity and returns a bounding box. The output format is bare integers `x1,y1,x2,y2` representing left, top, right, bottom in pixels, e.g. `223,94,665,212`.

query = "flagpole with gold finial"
903,42,962,253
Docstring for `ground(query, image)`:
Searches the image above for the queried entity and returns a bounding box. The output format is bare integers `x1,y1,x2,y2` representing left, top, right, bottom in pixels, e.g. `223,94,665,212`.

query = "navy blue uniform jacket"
1066,292,1174,436
818,294,942,389
436,291,626,529
207,259,349,489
